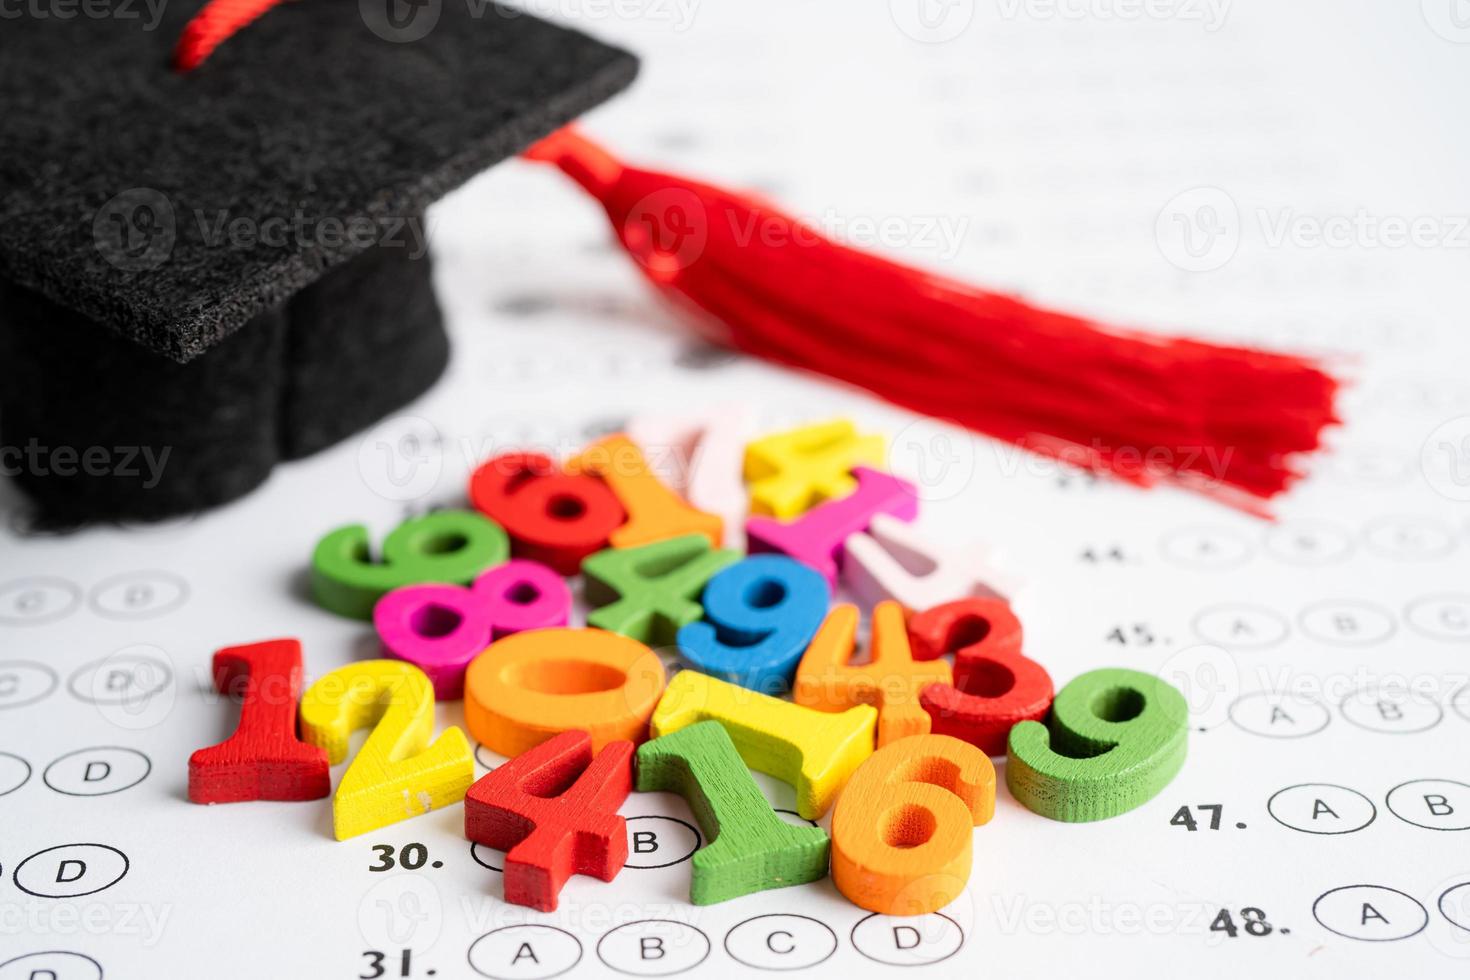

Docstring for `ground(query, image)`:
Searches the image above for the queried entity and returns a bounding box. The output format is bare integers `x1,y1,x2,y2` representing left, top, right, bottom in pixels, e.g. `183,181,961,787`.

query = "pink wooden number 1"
374,559,572,699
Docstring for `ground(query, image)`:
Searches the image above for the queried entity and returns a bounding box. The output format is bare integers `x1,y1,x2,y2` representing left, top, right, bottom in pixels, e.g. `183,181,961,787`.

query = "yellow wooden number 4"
301,660,473,840
744,420,886,519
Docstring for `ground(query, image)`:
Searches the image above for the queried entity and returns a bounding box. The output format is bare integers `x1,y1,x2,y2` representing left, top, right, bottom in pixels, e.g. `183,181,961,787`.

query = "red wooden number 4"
188,639,330,804
464,730,634,912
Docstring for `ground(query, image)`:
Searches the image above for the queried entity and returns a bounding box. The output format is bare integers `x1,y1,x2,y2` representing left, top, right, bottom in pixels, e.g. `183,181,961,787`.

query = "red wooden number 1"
188,639,330,804
464,729,634,912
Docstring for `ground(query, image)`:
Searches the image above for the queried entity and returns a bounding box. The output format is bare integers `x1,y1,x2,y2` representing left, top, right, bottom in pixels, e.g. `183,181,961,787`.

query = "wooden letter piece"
651,670,875,819
843,513,1010,610
569,434,723,548
300,660,473,840
188,639,330,804
468,452,626,575
795,601,952,747
831,734,994,915
464,730,633,912
374,559,571,700
582,535,739,646
912,598,1054,755
744,419,886,519
1007,668,1188,822
746,467,918,587
311,509,510,620
677,555,829,694
636,721,830,905
464,628,667,758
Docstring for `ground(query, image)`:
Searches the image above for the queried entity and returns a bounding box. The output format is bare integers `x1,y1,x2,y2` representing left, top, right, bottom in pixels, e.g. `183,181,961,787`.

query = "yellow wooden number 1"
300,660,473,840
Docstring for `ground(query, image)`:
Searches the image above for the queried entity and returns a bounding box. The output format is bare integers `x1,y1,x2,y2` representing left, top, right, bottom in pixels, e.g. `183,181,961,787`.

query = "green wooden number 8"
311,510,510,619
1006,667,1187,822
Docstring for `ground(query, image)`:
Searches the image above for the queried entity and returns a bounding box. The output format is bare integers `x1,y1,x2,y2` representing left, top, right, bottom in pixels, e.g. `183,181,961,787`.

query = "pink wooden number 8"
374,559,571,700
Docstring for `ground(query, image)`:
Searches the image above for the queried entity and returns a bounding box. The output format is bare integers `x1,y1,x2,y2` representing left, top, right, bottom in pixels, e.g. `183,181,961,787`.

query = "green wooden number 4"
1006,667,1188,822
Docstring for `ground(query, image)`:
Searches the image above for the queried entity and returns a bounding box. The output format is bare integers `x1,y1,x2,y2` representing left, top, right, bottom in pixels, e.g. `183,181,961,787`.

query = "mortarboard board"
0,0,637,521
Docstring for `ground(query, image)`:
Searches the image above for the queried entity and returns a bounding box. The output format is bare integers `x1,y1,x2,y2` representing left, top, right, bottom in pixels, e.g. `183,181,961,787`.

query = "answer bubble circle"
850,911,964,966
43,747,151,797
0,661,60,710
1404,594,1470,641
596,919,710,976
1262,521,1353,565
0,577,81,625
468,924,582,980
1440,882,1470,932
89,571,189,620
0,951,103,980
1267,783,1376,835
623,815,701,869
13,843,129,898
1386,779,1470,831
469,841,503,873
725,914,839,971
1298,600,1396,646
1228,691,1330,739
0,753,31,796
1192,603,1289,649
1159,526,1253,569
1340,686,1442,734
1312,885,1427,941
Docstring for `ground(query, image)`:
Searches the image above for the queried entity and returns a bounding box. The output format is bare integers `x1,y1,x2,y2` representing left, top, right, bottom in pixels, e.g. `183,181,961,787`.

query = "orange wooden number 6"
831,734,994,916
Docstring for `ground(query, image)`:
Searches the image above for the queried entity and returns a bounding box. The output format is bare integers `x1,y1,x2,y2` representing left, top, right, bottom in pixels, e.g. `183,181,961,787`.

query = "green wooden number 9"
1006,667,1187,822
311,510,510,619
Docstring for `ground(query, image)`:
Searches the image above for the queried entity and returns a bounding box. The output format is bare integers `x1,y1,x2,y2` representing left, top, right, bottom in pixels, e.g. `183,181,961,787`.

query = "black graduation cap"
0,0,637,521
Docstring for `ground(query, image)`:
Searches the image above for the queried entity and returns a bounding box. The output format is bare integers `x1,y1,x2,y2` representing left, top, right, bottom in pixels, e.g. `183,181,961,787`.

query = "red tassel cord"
173,2,1341,507
526,127,1340,508
172,0,285,71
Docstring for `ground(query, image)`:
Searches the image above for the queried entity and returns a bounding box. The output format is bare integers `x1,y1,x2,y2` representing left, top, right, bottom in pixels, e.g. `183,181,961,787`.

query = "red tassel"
526,127,1341,508
172,0,285,72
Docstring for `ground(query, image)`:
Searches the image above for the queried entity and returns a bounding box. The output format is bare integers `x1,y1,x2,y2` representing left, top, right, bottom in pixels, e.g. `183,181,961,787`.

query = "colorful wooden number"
795,601,952,747
744,419,886,518
912,598,1054,755
676,555,828,694
628,404,752,547
299,660,473,840
464,730,633,912
468,452,625,575
188,639,330,804
569,434,723,548
311,510,510,619
1007,668,1188,822
582,535,739,646
636,721,830,904
651,670,875,819
831,734,995,915
374,559,571,700
843,514,1009,610
746,467,918,587
464,628,667,758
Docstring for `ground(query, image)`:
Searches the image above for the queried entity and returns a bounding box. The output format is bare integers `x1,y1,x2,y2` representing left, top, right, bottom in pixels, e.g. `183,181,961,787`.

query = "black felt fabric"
0,0,638,362
0,244,449,520
0,0,638,519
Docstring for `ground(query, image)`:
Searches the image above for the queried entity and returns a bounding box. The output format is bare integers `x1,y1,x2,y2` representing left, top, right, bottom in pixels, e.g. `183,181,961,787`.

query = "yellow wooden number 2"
300,660,473,840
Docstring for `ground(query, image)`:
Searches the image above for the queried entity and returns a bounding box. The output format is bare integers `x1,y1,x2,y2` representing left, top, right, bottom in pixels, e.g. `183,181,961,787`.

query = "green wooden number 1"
636,721,830,905
1006,667,1187,822
311,509,510,619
